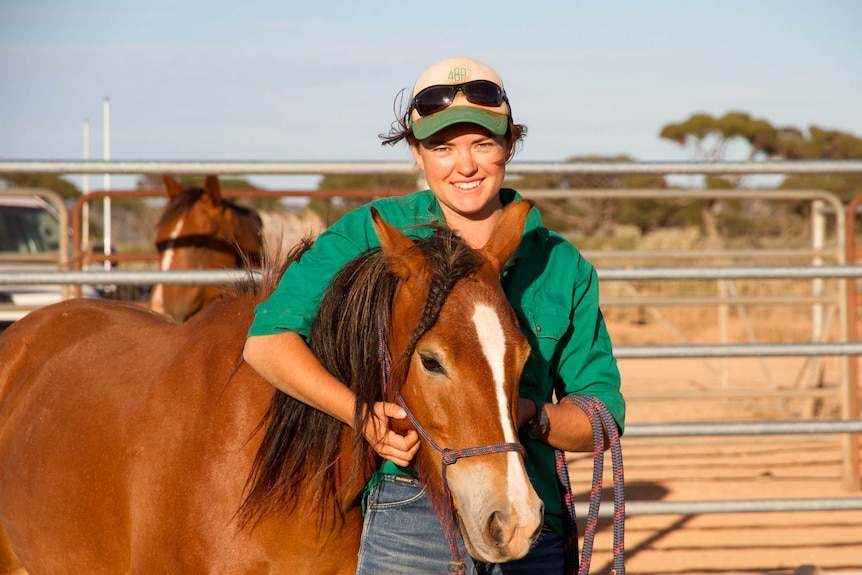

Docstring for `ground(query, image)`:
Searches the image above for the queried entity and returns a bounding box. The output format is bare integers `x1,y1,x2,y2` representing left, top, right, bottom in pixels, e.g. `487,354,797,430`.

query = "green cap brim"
411,107,509,140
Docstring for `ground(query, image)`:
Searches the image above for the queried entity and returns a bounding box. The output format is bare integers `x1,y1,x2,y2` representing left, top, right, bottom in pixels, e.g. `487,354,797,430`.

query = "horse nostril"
487,510,505,547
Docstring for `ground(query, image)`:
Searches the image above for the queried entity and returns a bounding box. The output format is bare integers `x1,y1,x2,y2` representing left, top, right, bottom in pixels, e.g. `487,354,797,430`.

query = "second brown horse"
149,174,263,322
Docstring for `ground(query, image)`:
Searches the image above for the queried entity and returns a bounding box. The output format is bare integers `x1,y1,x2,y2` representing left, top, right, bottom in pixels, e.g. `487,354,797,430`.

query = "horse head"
372,200,543,564
150,175,263,322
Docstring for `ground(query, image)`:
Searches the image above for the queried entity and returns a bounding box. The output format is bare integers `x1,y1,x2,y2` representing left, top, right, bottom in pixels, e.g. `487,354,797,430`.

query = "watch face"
527,419,547,439
527,401,549,439
522,401,548,440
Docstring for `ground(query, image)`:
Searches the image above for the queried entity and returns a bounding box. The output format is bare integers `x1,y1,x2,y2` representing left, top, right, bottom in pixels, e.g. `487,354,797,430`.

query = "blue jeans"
355,475,563,575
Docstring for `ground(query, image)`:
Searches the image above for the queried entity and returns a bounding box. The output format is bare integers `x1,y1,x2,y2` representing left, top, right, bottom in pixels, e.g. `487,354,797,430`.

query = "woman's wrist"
520,399,549,440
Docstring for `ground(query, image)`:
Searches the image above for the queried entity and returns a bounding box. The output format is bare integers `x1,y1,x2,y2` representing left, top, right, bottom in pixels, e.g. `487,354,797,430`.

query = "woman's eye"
420,354,444,374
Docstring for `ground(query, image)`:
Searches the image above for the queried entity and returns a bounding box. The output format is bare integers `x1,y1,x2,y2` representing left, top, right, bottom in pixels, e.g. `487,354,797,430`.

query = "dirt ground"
566,317,862,575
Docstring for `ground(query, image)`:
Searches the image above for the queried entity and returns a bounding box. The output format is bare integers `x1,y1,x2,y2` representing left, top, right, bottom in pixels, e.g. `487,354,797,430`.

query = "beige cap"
409,56,510,140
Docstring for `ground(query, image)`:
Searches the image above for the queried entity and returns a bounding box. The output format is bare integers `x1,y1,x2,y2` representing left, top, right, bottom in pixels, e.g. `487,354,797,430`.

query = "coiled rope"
556,395,626,575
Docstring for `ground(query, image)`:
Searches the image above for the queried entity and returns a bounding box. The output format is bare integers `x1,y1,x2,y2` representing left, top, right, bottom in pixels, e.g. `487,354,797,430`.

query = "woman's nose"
455,149,478,175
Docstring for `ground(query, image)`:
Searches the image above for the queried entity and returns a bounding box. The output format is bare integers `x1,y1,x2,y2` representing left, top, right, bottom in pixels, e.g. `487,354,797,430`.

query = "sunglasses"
410,80,508,117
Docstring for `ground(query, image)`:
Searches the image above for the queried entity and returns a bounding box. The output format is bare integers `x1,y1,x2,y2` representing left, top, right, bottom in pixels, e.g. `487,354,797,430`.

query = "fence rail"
4,264,862,286
583,497,862,518
2,159,862,175
626,419,862,437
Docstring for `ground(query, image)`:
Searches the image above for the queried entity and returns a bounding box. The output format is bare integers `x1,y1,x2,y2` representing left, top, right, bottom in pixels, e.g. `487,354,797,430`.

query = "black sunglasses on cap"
410,80,508,117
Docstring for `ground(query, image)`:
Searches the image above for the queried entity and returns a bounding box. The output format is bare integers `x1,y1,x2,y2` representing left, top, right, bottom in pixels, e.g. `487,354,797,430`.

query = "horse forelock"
399,227,480,361
155,186,261,235
155,186,205,230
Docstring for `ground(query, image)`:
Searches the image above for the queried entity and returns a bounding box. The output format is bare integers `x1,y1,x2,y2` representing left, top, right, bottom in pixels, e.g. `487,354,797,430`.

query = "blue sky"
1,0,860,190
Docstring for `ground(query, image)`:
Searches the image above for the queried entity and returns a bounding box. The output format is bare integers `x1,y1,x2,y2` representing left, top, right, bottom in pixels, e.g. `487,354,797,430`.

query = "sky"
1,0,861,191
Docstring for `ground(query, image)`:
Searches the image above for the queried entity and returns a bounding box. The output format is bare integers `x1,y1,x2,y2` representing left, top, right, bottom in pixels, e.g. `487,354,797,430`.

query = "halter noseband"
156,202,258,265
155,234,244,262
376,318,525,575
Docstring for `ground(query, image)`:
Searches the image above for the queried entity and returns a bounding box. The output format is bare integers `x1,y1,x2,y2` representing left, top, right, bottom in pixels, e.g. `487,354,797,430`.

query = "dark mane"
222,238,315,303
155,186,259,231
239,224,479,528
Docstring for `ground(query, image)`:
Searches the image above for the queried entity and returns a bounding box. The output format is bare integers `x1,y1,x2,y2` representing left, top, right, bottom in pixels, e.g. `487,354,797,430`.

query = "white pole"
82,118,90,253
812,200,824,342
103,97,112,272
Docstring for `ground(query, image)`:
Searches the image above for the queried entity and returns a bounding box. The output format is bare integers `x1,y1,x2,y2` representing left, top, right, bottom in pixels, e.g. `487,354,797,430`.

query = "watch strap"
524,400,549,440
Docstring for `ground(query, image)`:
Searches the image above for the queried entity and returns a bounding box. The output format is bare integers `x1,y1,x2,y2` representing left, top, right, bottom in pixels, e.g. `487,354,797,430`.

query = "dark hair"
379,88,527,163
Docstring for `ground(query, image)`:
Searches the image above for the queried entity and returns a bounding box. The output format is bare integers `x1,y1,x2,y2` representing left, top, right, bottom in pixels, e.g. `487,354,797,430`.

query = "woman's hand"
362,401,420,467
517,397,537,428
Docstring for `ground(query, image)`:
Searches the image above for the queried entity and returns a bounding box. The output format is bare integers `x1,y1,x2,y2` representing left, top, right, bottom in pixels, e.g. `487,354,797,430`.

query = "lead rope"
377,320,525,575
556,395,626,575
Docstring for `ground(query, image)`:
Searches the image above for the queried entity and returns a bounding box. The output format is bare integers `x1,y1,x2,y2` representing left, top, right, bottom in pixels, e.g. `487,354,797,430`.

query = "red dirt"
567,318,862,574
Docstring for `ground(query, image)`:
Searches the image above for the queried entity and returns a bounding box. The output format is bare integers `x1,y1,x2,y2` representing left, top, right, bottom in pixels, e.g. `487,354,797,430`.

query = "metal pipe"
845,192,862,490
11,265,862,284
624,420,862,437
0,269,259,286
578,497,862,518
1,159,861,176
615,343,862,358
597,265,862,280
102,98,112,272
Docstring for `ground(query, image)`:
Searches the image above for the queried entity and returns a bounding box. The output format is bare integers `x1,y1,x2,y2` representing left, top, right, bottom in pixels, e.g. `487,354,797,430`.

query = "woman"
243,56,624,574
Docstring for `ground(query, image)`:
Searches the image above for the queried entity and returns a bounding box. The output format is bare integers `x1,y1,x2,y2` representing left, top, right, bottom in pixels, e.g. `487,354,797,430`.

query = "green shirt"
248,188,625,536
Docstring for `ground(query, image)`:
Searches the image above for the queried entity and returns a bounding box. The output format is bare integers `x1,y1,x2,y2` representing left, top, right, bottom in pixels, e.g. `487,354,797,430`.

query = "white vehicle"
0,189,100,328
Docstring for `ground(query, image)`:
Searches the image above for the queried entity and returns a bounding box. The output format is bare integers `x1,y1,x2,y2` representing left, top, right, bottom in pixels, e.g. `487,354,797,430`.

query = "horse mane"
222,237,315,303
154,186,261,231
238,223,480,528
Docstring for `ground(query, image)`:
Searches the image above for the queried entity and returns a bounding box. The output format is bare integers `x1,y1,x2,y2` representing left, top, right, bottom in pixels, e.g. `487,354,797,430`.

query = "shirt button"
536,325,542,332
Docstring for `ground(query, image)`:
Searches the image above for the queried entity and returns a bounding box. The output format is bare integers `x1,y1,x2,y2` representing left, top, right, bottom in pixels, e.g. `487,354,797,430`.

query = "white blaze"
150,219,185,312
472,304,531,502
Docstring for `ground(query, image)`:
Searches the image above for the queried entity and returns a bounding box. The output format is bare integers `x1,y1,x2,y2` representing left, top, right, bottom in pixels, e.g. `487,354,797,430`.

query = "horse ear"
370,206,421,280
204,175,222,207
480,200,534,275
163,175,183,198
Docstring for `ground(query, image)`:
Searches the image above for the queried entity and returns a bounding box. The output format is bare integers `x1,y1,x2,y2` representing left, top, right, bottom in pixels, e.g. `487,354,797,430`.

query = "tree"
778,127,862,203
310,173,417,223
0,173,81,201
515,155,673,235
661,113,862,202
317,173,417,190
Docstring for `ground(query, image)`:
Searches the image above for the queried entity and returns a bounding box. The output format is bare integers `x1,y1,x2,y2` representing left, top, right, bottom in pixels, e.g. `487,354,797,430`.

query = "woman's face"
411,123,509,223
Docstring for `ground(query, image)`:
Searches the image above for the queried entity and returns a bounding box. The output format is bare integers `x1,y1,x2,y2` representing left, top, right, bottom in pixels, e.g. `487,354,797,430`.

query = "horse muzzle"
448,458,544,563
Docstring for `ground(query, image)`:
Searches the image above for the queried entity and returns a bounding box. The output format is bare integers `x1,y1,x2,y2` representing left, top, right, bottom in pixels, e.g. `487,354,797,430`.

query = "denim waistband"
381,473,422,486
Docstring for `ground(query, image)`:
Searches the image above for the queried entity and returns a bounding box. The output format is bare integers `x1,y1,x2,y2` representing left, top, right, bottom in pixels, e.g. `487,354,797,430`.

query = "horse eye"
419,354,445,374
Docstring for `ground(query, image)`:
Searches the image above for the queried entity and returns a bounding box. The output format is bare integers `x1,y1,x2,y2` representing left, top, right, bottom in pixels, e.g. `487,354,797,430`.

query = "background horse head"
149,174,263,322
0,200,540,574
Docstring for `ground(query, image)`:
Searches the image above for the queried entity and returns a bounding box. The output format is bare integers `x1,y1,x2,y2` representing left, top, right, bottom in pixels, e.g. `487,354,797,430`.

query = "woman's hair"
379,88,527,163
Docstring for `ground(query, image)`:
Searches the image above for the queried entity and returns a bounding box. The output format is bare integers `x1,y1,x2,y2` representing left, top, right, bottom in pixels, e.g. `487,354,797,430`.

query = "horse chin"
458,512,542,564
450,472,544,564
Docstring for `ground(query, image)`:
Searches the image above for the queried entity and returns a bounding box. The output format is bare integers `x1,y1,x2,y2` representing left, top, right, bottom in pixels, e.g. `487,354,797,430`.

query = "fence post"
845,195,862,490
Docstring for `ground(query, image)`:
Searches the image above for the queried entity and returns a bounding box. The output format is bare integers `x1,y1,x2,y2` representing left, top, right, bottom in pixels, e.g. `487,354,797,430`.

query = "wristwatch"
522,400,549,440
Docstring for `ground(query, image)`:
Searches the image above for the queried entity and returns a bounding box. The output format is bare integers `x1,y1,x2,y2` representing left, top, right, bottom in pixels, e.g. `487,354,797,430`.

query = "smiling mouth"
453,180,481,191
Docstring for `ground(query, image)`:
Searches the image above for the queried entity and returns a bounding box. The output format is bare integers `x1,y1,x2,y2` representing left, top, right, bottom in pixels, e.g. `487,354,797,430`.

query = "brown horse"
0,200,542,574
149,174,264,322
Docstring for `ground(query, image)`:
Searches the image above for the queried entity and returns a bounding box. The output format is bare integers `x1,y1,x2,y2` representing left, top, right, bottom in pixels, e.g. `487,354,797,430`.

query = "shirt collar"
422,188,546,251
